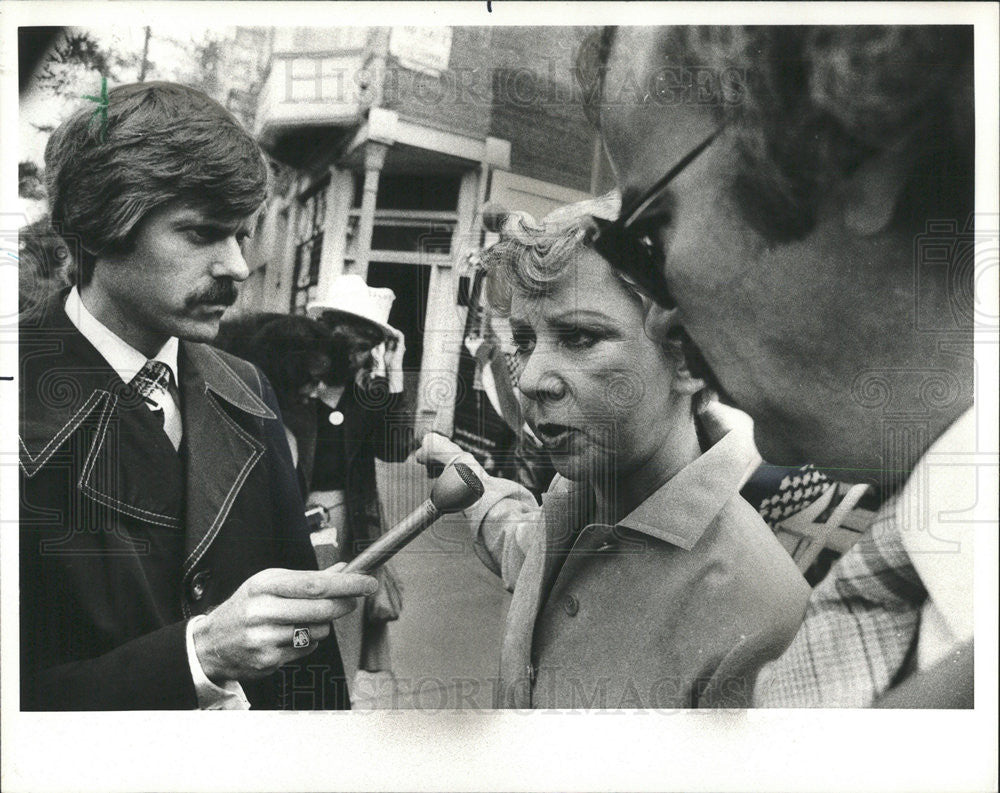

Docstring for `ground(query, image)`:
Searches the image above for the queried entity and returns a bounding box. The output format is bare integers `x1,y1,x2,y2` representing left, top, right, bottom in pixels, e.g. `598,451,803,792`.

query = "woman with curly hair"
416,195,809,708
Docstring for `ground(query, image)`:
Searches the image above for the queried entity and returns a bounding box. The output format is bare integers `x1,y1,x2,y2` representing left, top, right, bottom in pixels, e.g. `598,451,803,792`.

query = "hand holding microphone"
414,431,467,478
191,447,485,684
343,458,484,574
192,563,376,683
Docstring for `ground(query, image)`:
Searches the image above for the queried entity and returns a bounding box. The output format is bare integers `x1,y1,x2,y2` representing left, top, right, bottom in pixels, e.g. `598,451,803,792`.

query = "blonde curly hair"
480,192,716,414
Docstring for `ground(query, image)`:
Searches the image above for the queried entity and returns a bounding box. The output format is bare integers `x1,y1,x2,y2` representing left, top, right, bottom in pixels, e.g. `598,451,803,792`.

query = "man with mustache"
587,26,977,707
19,81,375,710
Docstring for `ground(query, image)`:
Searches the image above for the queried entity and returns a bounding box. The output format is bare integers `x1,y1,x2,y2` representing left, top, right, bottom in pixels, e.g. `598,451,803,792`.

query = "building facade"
234,26,613,434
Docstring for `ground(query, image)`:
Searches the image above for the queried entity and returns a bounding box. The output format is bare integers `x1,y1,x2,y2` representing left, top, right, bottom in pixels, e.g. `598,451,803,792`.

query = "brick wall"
385,26,598,193
487,26,597,192
385,26,494,140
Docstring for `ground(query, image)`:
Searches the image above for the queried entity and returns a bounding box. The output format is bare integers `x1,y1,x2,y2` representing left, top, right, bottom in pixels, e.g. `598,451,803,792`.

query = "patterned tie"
132,360,183,451
745,463,832,529
754,494,927,706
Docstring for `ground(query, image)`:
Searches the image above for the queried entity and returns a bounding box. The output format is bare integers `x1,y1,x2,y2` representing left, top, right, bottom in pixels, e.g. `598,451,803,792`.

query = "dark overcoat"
19,292,348,710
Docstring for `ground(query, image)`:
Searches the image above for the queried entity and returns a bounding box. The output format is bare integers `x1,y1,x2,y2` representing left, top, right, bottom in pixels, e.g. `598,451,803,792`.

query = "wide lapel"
178,343,276,582
19,295,183,530
497,477,587,708
540,479,592,593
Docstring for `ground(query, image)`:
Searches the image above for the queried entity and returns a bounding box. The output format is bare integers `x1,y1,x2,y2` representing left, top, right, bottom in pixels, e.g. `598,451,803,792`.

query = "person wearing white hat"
303,274,412,679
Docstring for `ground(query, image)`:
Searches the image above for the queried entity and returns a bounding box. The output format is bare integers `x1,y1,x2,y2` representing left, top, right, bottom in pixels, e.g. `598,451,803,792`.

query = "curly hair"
482,194,624,315
583,26,974,242
481,193,715,413
44,81,270,285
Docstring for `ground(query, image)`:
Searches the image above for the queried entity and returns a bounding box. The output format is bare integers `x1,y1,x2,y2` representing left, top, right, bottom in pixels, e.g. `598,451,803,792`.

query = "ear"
841,149,911,236
643,303,705,396
642,299,673,345
670,341,707,396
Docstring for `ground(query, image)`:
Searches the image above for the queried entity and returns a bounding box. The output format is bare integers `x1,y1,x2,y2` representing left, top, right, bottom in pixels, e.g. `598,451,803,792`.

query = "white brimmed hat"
306,274,396,339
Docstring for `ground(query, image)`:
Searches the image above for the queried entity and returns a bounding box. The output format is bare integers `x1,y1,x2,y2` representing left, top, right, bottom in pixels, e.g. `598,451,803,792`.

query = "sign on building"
389,27,453,76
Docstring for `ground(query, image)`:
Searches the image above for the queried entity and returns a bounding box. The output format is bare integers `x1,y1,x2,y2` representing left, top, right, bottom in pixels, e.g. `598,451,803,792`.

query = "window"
347,172,462,264
371,219,456,254
290,177,329,313
351,173,461,211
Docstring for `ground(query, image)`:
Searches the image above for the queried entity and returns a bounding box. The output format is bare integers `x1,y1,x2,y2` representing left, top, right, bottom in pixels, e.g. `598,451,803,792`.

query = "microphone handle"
342,499,441,574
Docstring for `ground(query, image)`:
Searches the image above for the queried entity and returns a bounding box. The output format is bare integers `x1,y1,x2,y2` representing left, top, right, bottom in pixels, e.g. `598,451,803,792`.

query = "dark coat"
294,379,413,556
18,292,348,710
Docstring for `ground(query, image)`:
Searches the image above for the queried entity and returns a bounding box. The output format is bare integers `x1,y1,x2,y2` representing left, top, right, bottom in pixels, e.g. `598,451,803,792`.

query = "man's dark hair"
44,81,270,285
580,26,974,243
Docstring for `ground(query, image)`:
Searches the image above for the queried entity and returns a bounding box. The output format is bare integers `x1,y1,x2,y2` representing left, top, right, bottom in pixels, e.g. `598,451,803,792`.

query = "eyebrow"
546,310,618,327
173,214,252,233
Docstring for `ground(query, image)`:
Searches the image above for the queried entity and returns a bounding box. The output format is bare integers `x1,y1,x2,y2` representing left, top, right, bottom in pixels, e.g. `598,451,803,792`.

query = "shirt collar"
616,426,760,551
895,405,975,523
64,286,179,386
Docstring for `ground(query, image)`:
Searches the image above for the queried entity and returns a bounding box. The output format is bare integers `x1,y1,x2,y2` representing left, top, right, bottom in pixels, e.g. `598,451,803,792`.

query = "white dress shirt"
64,287,249,710
65,286,180,394
896,406,976,669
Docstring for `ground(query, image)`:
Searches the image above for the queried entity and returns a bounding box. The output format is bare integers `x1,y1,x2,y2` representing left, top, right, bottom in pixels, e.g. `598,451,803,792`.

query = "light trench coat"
458,428,811,709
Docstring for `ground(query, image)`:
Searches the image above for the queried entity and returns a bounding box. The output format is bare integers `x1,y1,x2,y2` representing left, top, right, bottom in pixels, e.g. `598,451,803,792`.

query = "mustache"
189,278,238,307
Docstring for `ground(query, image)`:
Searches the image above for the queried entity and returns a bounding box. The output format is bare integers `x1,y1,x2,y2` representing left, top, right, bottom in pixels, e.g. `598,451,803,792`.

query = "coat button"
189,570,211,602
564,594,579,616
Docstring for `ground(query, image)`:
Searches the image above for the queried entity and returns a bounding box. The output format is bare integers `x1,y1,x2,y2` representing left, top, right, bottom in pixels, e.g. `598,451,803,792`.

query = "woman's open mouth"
534,422,579,448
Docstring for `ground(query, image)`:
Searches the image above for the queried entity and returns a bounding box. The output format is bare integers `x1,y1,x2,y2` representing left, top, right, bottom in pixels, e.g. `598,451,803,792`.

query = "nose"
213,237,250,282
516,347,567,404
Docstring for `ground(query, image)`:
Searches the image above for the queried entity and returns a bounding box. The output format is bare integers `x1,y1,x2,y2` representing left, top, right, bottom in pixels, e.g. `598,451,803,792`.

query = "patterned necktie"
132,360,183,451
744,463,832,529
754,494,928,706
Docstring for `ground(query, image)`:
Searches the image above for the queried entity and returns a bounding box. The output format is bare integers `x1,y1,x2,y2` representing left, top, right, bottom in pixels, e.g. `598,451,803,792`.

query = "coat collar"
535,426,758,556
536,476,594,595
180,341,276,420
20,292,276,552
177,342,273,589
20,290,142,475
20,291,274,468
617,427,759,551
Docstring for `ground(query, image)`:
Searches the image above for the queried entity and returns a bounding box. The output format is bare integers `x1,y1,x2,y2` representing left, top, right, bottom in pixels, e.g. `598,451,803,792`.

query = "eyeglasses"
591,127,724,308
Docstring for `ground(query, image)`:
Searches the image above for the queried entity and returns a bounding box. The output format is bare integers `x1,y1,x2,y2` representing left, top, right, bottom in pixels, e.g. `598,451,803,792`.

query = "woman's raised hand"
413,431,467,477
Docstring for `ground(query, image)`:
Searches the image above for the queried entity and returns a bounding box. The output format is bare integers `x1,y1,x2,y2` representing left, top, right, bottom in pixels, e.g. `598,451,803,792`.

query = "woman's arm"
371,326,414,462
414,433,542,590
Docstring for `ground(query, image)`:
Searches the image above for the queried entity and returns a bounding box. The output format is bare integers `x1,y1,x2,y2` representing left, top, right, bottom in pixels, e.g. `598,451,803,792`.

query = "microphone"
342,461,485,574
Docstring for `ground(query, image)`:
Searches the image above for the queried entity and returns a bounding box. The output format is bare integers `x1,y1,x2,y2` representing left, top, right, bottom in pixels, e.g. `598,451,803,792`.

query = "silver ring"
292,627,311,649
